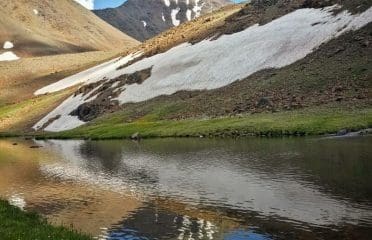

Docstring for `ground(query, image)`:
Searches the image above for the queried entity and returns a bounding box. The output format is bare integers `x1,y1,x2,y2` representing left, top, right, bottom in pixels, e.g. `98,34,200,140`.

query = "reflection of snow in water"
95,227,109,240
37,139,372,228
9,194,26,210
177,216,217,240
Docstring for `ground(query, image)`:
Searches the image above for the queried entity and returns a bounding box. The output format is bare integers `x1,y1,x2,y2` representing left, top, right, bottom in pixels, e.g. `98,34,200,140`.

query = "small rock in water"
358,128,372,136
337,129,348,136
130,132,141,140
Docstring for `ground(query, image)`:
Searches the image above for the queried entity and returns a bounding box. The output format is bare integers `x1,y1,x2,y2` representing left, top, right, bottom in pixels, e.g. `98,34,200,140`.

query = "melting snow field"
35,53,142,95
34,6,372,132
0,52,20,61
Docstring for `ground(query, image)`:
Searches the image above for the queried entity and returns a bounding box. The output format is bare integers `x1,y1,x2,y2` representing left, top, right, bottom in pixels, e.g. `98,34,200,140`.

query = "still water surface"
0,136,371,239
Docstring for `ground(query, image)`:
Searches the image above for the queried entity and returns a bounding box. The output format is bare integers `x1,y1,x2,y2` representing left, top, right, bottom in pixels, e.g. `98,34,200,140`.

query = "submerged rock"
130,132,141,140
337,129,348,136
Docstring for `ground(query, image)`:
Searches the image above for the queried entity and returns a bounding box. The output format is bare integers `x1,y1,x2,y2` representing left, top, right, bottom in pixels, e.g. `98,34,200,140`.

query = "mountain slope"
0,0,139,58
32,0,372,134
94,0,232,41
2,0,369,136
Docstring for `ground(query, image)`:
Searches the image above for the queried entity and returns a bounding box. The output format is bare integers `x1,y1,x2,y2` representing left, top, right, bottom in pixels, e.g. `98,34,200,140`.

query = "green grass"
0,200,91,240
42,106,372,140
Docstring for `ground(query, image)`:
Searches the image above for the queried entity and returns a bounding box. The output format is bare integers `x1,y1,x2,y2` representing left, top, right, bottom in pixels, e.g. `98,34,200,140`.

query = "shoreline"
0,199,90,240
1,107,371,140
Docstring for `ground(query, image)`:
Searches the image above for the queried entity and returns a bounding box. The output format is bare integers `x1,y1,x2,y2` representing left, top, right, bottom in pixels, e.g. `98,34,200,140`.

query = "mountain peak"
94,0,232,41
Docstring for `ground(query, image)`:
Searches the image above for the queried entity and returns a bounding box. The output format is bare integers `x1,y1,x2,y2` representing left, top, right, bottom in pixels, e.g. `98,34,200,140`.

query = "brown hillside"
0,0,139,57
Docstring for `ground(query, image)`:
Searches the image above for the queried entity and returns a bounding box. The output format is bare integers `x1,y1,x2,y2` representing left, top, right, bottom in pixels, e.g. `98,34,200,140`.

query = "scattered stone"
70,67,153,122
362,40,369,47
130,132,141,140
12,143,18,146
337,129,348,136
38,115,61,131
30,145,42,149
256,97,273,108
358,128,372,136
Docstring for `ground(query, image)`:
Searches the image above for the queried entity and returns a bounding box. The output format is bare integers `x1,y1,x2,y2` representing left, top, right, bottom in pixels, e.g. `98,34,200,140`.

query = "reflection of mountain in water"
104,204,271,240
37,138,372,229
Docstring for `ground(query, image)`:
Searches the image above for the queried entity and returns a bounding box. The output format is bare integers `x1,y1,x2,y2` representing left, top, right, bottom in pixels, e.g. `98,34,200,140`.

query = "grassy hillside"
40,105,371,139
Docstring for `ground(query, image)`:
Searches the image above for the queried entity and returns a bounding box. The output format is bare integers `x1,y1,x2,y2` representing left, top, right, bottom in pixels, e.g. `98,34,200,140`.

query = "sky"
95,0,126,9
75,0,246,10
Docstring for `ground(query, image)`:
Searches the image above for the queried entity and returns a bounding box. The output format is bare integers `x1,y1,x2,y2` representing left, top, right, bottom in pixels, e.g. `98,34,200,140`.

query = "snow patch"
142,20,147,27
33,53,142,131
164,0,170,7
193,0,203,18
162,12,166,22
35,53,141,95
73,0,94,10
0,51,20,61
34,95,86,132
3,41,14,49
34,6,372,132
171,8,181,26
113,6,372,104
186,9,192,21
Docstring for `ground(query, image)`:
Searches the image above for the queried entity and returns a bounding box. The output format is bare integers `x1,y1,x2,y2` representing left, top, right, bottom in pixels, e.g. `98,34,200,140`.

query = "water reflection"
105,204,271,240
36,138,372,228
0,137,371,239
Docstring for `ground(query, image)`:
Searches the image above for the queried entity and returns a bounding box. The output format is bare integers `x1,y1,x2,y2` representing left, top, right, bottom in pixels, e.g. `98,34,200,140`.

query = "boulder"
130,132,141,140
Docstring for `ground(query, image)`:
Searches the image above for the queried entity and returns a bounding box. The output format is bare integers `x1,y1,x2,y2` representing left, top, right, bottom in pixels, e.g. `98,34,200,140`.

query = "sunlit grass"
0,200,91,240
44,105,372,140
0,90,72,132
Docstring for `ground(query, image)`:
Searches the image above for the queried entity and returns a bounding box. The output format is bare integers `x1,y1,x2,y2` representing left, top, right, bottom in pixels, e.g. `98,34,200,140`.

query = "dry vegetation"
0,51,120,105
0,0,138,57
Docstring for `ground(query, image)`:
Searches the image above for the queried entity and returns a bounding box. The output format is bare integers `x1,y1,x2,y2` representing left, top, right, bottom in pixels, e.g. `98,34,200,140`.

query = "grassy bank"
39,106,372,140
0,200,90,240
